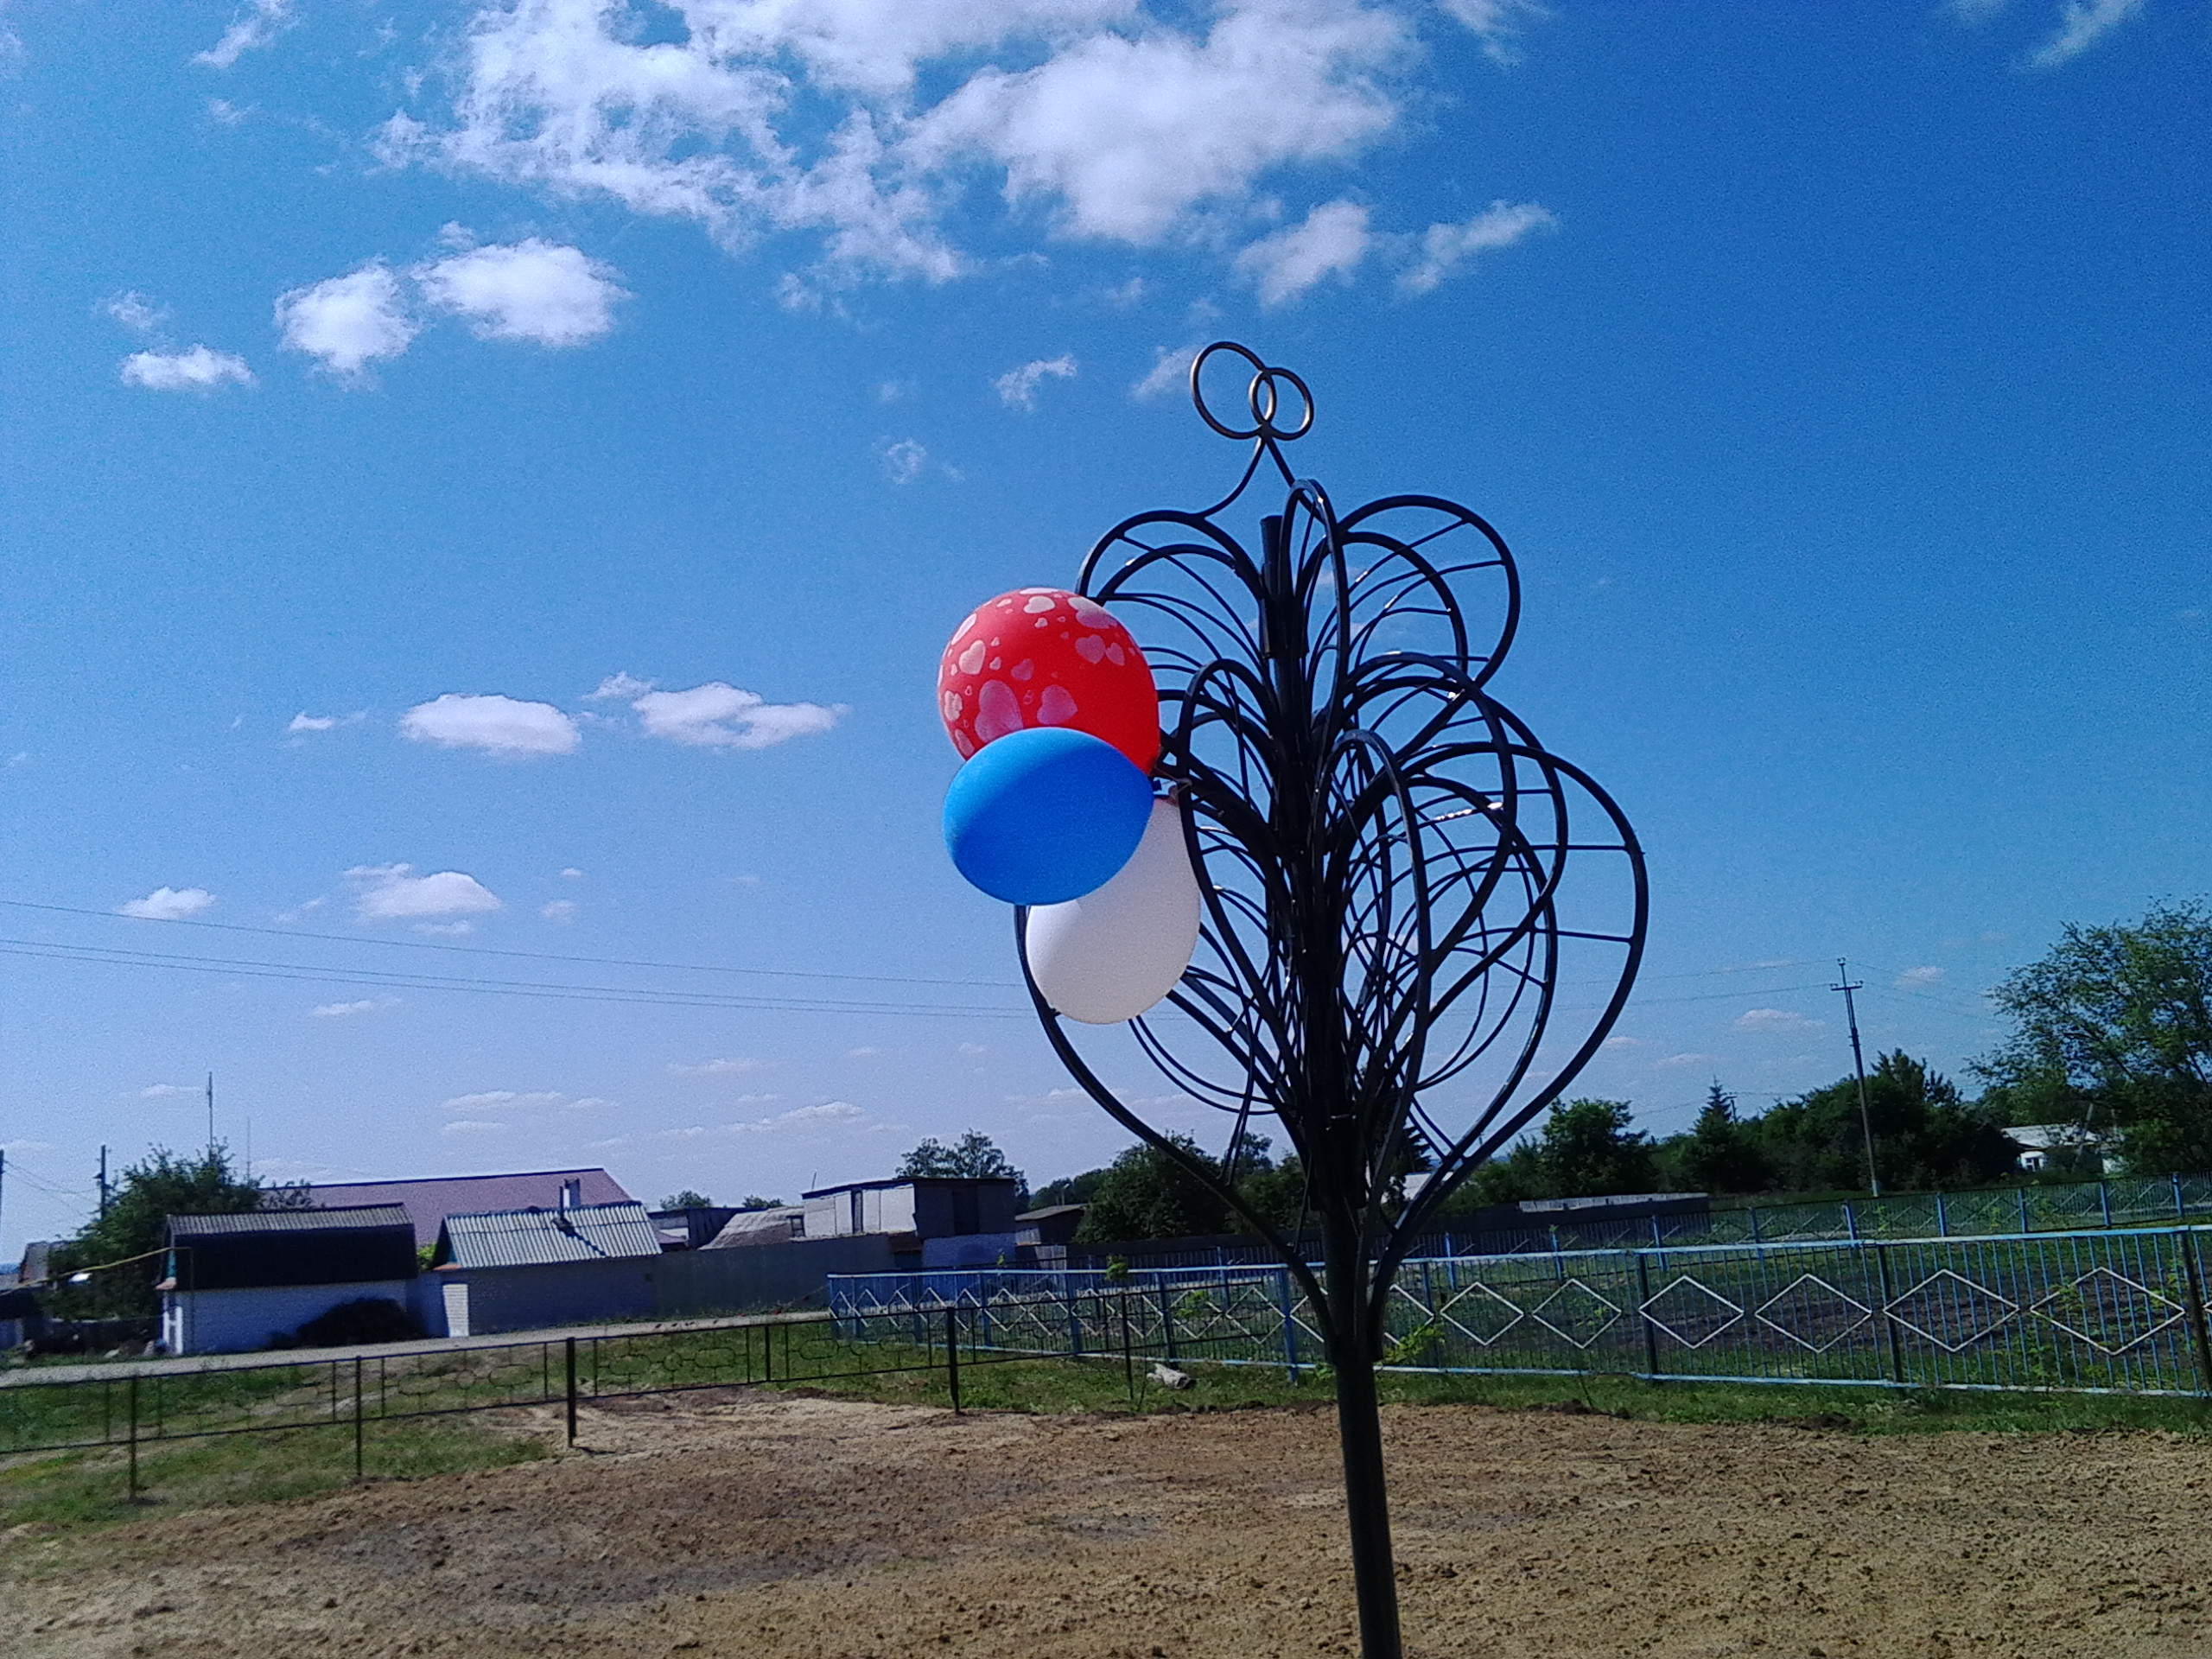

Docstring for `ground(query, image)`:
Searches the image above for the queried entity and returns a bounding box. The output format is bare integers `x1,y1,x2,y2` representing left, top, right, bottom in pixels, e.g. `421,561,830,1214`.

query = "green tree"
658,1189,715,1210
1974,901,2212,1173
49,1144,302,1318
1533,1098,1656,1197
1073,1135,1231,1243
734,1194,785,1211
1678,1083,1771,1195
1752,1052,2015,1192
896,1129,1027,1200
1028,1166,1110,1210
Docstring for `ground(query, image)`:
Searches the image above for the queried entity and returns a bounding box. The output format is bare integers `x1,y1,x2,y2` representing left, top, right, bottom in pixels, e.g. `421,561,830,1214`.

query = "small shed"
159,1205,420,1355
801,1177,1022,1244
703,1205,809,1249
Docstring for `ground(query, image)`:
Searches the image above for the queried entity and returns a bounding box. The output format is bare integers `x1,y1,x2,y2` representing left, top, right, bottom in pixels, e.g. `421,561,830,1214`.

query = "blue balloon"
944,728,1155,906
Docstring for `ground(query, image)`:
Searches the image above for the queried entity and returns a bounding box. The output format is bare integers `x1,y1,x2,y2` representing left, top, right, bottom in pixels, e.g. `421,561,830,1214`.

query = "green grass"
0,1414,545,1539
760,1346,2212,1436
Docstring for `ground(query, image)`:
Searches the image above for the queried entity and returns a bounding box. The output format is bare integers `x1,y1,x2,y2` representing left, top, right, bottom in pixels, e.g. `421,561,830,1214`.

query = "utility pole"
98,1145,111,1219
1830,959,1881,1198
206,1072,216,1158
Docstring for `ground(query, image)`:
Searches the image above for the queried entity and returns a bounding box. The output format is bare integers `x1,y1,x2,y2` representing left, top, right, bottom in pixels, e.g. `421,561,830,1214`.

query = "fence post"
2177,1173,2189,1222
2178,1234,2212,1397
1119,1288,1137,1408
1843,1202,1859,1242
1633,1251,1659,1378
353,1357,365,1483
2100,1181,2114,1228
1651,1216,1664,1248
1158,1275,1178,1363
1442,1232,1454,1260
1872,1243,1906,1386
1747,1206,1761,1245
1935,1192,1949,1237
945,1303,963,1415
2018,1185,2033,1234
126,1373,140,1503
1277,1268,1300,1382
564,1338,578,1446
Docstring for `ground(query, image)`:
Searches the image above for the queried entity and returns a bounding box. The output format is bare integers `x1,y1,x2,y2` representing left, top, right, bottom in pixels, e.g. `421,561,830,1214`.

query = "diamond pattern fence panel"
830,1225,2212,1397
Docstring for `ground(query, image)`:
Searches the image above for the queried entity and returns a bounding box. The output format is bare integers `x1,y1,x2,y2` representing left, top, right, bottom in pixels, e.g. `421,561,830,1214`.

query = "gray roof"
168,1205,411,1237
801,1175,1020,1198
437,1201,663,1268
703,1205,808,1249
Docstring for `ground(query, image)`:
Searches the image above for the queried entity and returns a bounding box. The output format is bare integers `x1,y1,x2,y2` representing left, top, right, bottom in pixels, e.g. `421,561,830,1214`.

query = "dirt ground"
6,1390,2212,1658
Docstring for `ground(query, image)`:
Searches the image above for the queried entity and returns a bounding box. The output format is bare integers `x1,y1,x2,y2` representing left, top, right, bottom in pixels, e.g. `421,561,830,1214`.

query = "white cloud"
442,1119,508,1135
1732,1008,1826,1035
104,292,166,334
993,353,1077,410
288,713,338,733
914,2,1409,245
882,438,928,483
1131,340,1204,400
560,867,584,879
138,1084,198,1099
119,886,216,920
401,692,581,756
276,263,418,378
2027,0,2146,67
120,346,255,391
0,1140,56,1155
310,996,400,1018
346,863,503,922
667,1057,765,1077
566,1096,613,1110
1437,0,1546,66
442,1089,563,1111
383,0,1429,289
1602,1035,1650,1050
541,899,578,923
194,0,295,69
415,238,628,346
585,671,654,701
1235,199,1371,306
629,682,845,749
1396,200,1554,295
734,1099,865,1132
1895,966,1948,989
1654,1052,1719,1069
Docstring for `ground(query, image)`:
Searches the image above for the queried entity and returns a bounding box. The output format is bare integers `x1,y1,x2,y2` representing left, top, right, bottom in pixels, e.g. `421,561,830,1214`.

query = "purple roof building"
301,1168,634,1248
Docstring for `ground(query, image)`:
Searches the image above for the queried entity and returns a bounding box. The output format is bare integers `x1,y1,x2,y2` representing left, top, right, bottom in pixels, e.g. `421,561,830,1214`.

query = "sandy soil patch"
6,1389,2211,1657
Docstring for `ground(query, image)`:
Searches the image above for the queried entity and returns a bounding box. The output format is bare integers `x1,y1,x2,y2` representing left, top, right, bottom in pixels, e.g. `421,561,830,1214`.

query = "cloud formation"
415,238,628,345
1396,200,1555,295
372,0,1534,293
276,263,418,377
119,886,215,920
994,353,1077,410
1236,199,1370,305
1895,965,1948,989
346,863,503,922
2027,0,2146,67
194,0,295,70
120,346,256,391
401,692,581,756
310,996,400,1017
1732,1007,1826,1035
629,682,846,749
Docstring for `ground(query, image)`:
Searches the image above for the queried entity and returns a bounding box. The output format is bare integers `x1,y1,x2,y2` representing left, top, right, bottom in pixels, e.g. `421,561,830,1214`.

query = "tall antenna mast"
206,1071,216,1159
1829,960,1881,1198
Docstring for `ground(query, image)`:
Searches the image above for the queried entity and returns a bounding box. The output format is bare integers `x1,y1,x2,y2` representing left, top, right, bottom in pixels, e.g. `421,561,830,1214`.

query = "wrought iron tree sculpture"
1014,344,1649,1658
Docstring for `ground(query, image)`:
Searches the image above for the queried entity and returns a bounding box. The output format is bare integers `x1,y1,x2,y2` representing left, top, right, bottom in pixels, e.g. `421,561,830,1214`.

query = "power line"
0,896,1023,991
0,938,1033,1019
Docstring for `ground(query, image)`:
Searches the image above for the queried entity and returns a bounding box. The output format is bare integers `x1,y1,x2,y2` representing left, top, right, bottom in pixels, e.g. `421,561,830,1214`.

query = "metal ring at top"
1191,341,1316,444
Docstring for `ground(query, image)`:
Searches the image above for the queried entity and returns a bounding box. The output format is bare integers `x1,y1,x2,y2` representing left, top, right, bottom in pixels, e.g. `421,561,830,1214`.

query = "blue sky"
2,0,2206,1256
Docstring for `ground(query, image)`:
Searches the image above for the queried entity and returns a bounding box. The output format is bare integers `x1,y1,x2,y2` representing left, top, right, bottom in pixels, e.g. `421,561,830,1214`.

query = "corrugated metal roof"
702,1205,807,1249
302,1168,634,1246
438,1201,663,1268
168,1205,412,1237
800,1176,1020,1198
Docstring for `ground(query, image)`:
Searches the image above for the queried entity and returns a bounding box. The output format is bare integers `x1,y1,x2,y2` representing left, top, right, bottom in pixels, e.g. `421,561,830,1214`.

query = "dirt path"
6,1391,2211,1657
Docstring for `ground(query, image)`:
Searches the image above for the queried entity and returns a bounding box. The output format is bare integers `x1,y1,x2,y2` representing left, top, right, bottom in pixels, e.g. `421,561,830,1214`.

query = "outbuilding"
159,1205,417,1355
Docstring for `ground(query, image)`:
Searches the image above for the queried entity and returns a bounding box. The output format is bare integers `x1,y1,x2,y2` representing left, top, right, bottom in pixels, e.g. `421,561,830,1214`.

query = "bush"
277,1298,424,1350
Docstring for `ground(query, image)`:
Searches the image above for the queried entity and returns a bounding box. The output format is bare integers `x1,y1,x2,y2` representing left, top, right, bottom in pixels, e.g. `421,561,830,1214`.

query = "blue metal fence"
830,1222,2212,1396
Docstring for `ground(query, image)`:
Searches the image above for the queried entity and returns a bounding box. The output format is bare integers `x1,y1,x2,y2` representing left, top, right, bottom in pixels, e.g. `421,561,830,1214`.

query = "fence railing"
0,1302,1166,1503
831,1222,2212,1397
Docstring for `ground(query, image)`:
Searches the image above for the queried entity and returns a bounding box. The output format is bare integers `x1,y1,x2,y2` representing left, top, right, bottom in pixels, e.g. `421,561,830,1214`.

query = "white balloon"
1027,798,1203,1025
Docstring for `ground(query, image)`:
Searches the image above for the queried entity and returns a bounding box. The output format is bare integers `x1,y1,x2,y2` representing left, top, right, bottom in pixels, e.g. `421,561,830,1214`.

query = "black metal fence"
0,1303,1166,1503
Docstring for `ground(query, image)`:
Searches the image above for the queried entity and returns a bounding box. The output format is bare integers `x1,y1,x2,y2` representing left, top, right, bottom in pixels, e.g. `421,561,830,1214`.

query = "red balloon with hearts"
937,588,1160,774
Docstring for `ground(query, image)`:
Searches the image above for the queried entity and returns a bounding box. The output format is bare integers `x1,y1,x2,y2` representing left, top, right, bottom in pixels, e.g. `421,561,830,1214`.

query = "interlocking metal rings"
1189,340,1315,443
